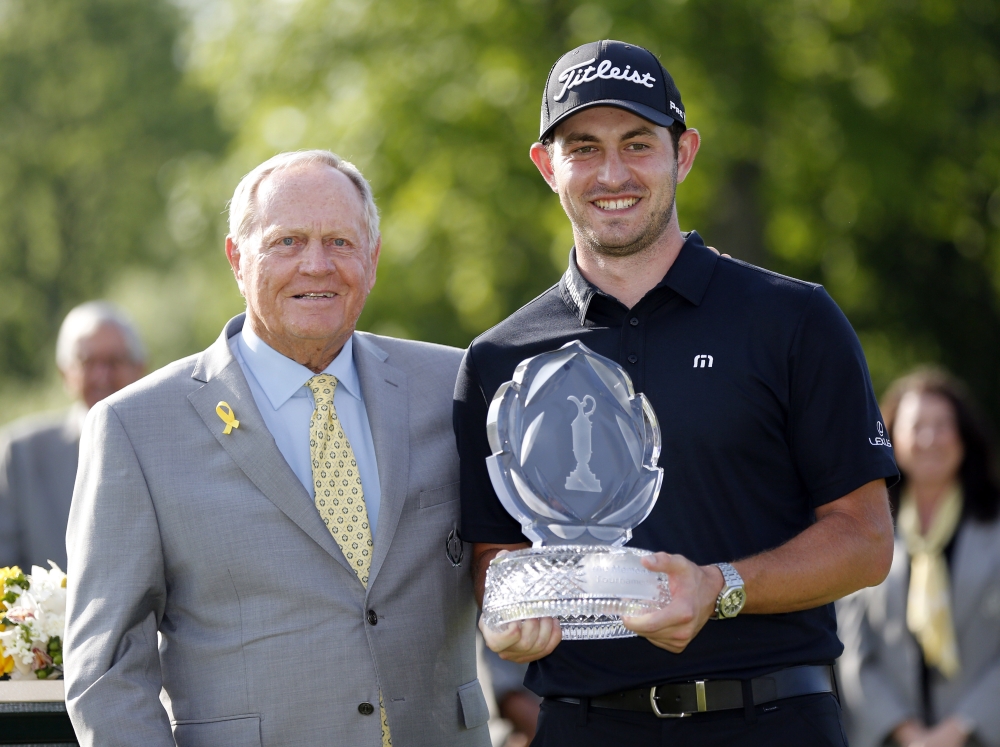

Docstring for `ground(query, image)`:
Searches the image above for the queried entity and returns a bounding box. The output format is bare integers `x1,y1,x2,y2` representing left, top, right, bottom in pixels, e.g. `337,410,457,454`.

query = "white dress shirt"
228,323,382,537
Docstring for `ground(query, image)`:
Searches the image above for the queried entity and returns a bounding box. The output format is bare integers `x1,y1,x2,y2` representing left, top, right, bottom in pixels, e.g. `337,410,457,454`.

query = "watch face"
719,588,746,618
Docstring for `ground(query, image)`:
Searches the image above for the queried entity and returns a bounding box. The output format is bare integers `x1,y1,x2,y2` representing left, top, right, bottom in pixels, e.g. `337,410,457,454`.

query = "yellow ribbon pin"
216,402,240,435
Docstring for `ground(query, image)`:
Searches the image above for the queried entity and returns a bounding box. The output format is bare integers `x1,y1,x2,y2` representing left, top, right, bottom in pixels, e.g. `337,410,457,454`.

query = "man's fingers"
479,614,562,662
620,608,668,634
479,615,522,652
640,551,687,574
621,597,694,635
507,617,562,661
515,617,544,651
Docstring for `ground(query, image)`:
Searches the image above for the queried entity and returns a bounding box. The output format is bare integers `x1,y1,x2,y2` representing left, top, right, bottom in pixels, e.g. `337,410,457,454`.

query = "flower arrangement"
0,563,66,680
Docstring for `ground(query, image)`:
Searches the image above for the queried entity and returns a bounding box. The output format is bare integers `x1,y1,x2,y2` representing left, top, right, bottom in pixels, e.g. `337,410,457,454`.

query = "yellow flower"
1,566,23,676
0,566,23,585
0,621,12,676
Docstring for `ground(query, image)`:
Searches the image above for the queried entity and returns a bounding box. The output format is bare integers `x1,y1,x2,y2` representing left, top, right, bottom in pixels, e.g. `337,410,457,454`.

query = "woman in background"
839,368,1000,747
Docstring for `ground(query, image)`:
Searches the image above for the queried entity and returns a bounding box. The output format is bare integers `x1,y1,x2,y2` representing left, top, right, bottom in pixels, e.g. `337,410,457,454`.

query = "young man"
455,40,898,745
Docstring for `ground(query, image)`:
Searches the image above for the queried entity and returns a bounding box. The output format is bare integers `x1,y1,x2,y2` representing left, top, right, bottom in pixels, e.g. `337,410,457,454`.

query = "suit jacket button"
367,609,378,625
358,702,375,715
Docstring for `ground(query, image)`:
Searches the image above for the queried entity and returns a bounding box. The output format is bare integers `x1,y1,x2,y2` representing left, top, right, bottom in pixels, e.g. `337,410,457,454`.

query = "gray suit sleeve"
64,402,173,747
838,590,916,747
955,659,1000,747
0,435,24,568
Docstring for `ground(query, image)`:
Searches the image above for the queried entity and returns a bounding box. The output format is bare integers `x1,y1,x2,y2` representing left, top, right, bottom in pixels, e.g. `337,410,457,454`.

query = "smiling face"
893,390,965,490
530,107,699,259
226,163,380,371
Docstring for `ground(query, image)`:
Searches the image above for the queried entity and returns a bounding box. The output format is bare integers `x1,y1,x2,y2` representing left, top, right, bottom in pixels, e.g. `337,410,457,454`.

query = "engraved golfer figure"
565,395,602,492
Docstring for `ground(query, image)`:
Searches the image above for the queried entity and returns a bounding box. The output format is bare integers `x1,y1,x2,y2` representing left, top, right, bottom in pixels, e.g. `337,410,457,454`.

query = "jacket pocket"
419,480,460,508
171,713,261,747
457,678,489,730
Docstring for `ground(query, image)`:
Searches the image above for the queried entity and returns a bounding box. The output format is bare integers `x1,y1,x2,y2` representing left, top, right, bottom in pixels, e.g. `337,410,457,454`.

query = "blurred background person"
838,368,1000,747
0,301,146,570
479,640,540,747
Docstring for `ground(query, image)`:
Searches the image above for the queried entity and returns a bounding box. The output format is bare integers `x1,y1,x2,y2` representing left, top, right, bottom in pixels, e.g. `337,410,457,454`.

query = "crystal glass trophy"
481,340,669,640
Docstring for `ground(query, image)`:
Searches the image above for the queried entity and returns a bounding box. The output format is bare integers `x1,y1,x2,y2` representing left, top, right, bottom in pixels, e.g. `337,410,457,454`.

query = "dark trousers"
531,693,848,747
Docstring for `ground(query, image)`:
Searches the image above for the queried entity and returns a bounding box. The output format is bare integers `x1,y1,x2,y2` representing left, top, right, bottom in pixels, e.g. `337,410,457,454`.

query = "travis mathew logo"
554,58,657,102
869,421,892,447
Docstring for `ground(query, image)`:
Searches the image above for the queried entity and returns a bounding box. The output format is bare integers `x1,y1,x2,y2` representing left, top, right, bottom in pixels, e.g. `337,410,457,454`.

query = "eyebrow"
620,126,658,140
259,226,301,243
561,125,659,146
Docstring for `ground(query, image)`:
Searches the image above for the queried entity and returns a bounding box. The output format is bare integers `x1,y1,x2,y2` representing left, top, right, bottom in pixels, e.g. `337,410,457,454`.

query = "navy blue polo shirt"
455,231,898,697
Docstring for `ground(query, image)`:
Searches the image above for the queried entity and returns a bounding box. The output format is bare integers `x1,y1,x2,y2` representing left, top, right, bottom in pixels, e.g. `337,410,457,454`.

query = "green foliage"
181,0,1000,422
1,0,999,428
0,0,227,388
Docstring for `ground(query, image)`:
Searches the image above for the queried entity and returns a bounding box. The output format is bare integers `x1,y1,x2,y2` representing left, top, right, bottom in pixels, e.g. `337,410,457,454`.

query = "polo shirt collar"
558,231,717,325
239,323,362,410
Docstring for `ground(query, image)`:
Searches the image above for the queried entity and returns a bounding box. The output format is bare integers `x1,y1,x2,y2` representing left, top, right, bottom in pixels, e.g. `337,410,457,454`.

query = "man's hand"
474,543,562,663
479,614,562,664
621,553,724,653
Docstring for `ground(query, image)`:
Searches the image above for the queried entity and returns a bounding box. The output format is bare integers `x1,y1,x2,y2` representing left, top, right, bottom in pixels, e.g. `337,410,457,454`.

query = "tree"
182,0,1000,425
0,0,227,386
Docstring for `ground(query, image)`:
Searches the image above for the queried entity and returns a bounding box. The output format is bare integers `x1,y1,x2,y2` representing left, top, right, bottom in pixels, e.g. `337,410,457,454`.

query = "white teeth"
594,197,639,211
299,292,334,298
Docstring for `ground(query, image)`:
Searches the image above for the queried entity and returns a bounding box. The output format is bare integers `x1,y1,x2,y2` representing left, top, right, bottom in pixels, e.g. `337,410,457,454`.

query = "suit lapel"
353,333,409,588
187,317,353,573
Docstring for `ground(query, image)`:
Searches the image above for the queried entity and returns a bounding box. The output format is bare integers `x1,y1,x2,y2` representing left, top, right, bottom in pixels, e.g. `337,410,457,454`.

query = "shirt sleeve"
454,346,526,544
787,286,899,508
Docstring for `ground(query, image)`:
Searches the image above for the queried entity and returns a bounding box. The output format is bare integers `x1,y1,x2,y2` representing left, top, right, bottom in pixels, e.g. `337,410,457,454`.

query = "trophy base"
481,546,670,640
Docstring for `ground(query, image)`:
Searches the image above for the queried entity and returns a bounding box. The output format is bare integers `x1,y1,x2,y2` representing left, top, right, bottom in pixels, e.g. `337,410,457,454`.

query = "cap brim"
540,100,676,141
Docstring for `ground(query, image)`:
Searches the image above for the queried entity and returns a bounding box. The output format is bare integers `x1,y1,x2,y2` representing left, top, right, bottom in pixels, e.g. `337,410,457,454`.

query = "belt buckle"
649,681,707,718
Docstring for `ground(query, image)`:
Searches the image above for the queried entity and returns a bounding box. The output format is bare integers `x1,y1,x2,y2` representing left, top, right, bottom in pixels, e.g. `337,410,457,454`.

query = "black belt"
553,664,835,718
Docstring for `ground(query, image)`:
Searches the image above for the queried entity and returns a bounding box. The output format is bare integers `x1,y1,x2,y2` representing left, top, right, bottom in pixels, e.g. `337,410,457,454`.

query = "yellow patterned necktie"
307,374,391,747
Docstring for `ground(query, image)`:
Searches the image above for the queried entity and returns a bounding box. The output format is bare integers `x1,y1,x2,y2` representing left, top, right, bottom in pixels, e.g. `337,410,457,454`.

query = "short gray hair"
56,301,146,370
227,150,380,249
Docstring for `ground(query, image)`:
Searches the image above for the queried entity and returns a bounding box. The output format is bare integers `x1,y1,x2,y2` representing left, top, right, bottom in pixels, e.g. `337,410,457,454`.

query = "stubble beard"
565,162,678,259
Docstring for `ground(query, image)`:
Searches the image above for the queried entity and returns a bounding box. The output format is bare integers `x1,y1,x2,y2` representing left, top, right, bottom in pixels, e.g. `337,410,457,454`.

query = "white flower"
1,561,66,679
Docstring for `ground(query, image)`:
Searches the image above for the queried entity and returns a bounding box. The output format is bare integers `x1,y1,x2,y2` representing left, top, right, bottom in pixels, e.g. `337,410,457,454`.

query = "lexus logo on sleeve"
869,421,892,447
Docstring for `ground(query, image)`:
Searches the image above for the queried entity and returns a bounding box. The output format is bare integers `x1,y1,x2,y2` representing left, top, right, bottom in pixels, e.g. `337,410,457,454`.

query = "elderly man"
64,151,490,747
0,301,145,570
456,41,898,745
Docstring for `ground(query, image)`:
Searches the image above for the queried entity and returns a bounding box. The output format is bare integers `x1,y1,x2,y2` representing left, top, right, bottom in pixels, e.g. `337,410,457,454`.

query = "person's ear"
529,143,559,193
675,129,701,184
225,236,245,295
368,236,381,293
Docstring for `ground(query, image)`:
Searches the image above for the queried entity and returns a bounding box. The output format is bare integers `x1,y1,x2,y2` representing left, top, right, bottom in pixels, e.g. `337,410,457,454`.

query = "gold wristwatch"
711,562,746,619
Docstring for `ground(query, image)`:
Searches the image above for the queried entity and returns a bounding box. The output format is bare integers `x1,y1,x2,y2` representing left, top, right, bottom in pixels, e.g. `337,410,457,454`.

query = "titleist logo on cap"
540,41,685,140
554,58,657,102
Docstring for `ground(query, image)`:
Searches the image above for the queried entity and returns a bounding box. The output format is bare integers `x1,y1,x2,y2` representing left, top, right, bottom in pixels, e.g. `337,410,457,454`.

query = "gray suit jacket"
0,407,83,570
65,316,490,747
837,519,1000,747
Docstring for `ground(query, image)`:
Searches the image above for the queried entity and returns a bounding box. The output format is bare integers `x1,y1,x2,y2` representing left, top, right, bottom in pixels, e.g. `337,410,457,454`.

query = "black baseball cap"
539,40,685,141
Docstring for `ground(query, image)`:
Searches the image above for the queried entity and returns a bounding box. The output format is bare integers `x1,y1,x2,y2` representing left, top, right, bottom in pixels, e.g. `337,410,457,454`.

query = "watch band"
712,562,745,619
715,562,742,588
